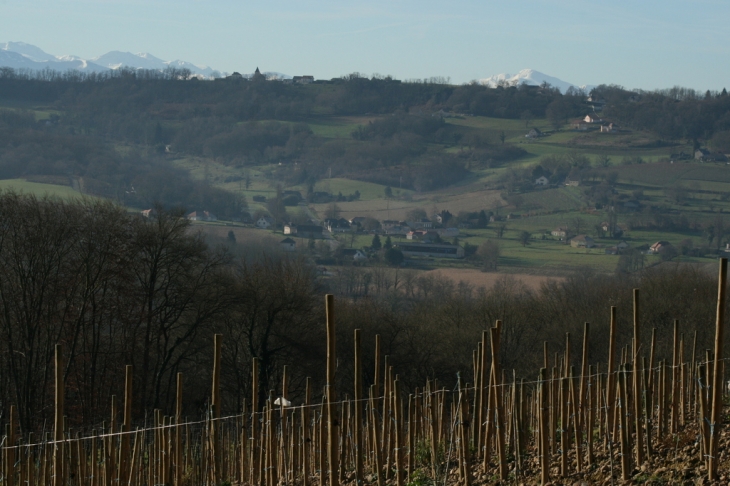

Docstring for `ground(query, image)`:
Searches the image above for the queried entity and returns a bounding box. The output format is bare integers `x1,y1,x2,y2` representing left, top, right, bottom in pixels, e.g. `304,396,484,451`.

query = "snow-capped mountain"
0,42,220,77
0,46,108,73
91,51,218,77
480,69,594,94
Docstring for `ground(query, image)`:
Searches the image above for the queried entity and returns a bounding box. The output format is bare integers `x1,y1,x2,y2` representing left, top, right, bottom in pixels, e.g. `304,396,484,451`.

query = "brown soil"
427,268,564,291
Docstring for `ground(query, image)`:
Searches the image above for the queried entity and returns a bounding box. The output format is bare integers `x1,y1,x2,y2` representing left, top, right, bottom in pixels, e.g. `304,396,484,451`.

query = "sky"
1,0,728,91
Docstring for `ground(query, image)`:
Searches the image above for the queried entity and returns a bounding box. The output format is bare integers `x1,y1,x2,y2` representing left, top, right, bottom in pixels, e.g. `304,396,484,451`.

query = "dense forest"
1,67,729,216
0,194,725,433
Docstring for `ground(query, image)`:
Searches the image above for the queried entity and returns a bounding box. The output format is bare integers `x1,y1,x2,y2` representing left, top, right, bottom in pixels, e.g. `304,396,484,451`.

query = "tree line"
0,193,727,434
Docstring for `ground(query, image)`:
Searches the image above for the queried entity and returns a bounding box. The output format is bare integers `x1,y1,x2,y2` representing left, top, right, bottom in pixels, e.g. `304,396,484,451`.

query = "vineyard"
1,263,729,486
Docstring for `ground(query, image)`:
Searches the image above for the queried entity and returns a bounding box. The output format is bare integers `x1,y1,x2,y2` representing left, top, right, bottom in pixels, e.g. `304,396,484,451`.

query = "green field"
306,178,413,200
0,179,86,199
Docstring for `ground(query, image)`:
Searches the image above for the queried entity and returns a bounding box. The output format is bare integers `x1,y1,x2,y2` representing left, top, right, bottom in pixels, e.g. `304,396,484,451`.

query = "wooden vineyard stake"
578,322,589,432
477,330,488,461
569,366,582,473
427,380,438,479
632,288,645,467
671,320,679,434
176,372,183,486
618,364,630,481
490,325,507,481
369,385,383,486
642,358,652,461
6,405,16,486
690,330,697,418
587,364,594,466
408,394,415,479
708,258,727,480
353,329,363,485
698,364,709,462
559,375,568,478
325,294,338,486
119,364,133,485
251,357,259,486
393,379,403,486
539,368,549,486
303,377,311,486
54,344,64,486
211,334,222,484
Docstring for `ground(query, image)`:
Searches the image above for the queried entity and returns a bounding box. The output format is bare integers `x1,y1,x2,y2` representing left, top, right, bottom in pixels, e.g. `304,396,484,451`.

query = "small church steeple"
253,67,264,80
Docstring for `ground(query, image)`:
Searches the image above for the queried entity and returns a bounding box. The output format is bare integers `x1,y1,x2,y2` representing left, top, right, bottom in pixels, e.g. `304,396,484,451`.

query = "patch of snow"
480,69,595,94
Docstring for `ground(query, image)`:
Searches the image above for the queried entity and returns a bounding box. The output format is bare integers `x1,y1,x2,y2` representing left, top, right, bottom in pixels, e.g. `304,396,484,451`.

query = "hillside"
1,68,730,274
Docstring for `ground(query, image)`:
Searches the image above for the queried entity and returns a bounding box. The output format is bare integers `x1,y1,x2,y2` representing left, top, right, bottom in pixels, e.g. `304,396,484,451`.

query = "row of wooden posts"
1,262,729,485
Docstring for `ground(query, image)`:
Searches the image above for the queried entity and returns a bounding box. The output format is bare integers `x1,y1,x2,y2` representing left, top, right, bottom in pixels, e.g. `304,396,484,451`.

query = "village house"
325,218,351,233
255,216,274,229
285,224,323,238
280,238,296,252
341,249,368,262
187,211,217,222
435,227,460,238
292,75,314,84
584,114,603,124
695,148,711,160
383,224,411,236
604,241,629,255
407,218,434,230
650,241,672,253
349,216,367,227
565,178,581,187
535,176,549,186
551,227,568,238
570,235,595,248
526,128,543,139
600,123,618,133
406,230,440,242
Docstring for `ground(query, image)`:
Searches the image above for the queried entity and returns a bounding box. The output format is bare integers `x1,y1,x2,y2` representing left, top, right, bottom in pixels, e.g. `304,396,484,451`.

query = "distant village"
137,202,692,267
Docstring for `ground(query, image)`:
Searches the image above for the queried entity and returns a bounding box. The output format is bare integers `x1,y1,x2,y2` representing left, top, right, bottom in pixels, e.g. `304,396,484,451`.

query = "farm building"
397,242,465,259
285,224,323,239
187,211,217,222
526,128,543,139
571,235,595,248
256,216,274,229
650,241,672,253
340,249,368,262
280,238,296,252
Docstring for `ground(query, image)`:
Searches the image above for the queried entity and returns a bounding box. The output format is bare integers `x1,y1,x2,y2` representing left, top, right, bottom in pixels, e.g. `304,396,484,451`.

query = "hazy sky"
1,0,727,90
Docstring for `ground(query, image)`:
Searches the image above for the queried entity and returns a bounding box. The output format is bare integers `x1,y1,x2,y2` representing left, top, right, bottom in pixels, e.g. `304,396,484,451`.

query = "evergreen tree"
384,236,392,249
384,248,404,266
371,234,382,251
478,210,489,228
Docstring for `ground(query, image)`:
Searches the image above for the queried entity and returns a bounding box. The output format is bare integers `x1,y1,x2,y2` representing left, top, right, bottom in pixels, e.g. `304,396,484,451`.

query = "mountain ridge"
0,42,221,77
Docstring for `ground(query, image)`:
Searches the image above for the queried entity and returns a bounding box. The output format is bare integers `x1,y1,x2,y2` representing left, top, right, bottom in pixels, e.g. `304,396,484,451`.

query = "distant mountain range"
479,69,595,94
2,43,592,90
0,41,235,78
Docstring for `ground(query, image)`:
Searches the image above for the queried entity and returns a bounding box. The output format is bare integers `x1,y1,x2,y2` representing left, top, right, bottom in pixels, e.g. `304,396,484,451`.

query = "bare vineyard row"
2,262,729,485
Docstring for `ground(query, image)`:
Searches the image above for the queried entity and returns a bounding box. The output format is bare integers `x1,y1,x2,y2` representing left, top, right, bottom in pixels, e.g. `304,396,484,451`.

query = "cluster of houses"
525,112,620,140
552,225,675,256
571,113,620,133
258,213,466,261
